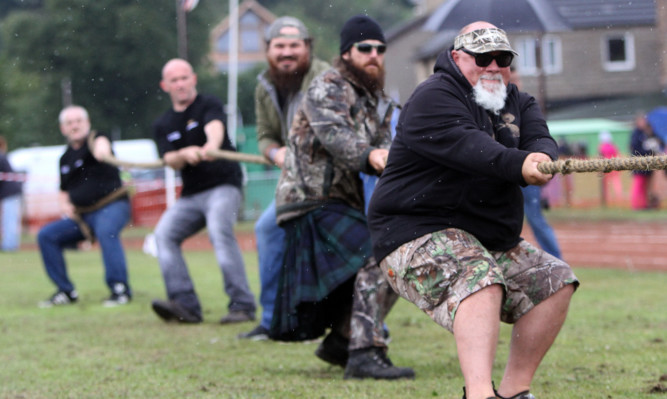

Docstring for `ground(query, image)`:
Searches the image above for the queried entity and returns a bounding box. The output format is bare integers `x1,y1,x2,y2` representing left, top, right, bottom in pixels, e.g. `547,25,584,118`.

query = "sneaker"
151,299,202,324
103,293,131,307
103,283,131,307
343,347,415,380
38,290,79,308
315,331,349,367
219,310,255,324
237,324,270,341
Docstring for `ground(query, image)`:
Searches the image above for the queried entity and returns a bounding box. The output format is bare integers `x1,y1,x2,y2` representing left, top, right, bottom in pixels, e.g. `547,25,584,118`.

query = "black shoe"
496,390,535,399
219,310,255,324
151,299,202,324
38,290,79,308
343,347,415,380
237,324,270,341
315,331,349,367
461,386,499,399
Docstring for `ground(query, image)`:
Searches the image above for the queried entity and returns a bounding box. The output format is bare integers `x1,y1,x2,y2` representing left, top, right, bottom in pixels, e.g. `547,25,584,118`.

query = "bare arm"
200,119,224,161
163,119,225,169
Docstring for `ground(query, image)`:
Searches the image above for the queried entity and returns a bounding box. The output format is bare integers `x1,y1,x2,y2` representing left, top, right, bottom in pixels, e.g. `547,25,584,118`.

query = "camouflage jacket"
275,59,395,223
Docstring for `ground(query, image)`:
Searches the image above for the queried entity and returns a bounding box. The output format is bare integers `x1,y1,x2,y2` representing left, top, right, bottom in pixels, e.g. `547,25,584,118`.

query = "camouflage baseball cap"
454,27,518,55
265,16,310,43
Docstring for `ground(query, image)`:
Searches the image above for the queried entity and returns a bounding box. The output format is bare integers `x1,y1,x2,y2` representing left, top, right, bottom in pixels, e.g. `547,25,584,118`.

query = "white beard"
473,74,507,115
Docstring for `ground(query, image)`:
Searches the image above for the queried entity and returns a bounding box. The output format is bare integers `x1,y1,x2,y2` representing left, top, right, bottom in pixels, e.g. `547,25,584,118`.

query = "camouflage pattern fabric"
349,254,399,350
454,27,518,55
379,228,578,333
275,59,394,224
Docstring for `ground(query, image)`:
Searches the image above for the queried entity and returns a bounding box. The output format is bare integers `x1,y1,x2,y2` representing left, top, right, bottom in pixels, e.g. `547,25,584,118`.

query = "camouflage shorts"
379,228,578,333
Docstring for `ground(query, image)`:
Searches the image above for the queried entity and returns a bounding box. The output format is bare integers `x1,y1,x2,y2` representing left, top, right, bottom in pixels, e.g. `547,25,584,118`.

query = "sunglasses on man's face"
354,43,387,54
461,48,513,68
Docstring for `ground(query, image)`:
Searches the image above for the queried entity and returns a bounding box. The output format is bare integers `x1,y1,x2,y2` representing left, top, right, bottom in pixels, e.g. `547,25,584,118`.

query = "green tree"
0,0,223,147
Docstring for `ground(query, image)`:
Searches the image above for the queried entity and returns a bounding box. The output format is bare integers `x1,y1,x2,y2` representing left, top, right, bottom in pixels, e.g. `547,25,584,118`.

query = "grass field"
0,241,665,398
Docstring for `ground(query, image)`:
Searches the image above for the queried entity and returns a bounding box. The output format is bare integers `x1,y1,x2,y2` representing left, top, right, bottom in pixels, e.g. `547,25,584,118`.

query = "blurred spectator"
0,136,23,251
510,66,561,258
598,130,623,205
542,136,574,208
630,111,663,210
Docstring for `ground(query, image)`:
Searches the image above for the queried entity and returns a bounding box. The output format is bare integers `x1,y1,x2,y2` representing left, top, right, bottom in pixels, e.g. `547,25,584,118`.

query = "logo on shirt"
499,113,520,137
186,120,199,131
167,131,182,142
74,159,84,168
61,165,71,175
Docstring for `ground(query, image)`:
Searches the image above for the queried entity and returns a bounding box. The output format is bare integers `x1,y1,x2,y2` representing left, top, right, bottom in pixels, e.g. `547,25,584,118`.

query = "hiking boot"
219,310,255,324
314,331,349,367
237,324,270,341
343,347,415,380
38,290,78,308
151,299,202,324
103,283,131,307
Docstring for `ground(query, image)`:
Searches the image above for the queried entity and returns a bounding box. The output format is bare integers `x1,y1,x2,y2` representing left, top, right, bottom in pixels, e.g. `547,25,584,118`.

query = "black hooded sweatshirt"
368,50,558,262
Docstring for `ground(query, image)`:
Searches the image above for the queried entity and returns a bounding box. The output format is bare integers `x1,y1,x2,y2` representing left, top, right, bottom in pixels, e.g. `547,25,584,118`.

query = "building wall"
659,0,667,88
517,27,661,103
385,29,433,104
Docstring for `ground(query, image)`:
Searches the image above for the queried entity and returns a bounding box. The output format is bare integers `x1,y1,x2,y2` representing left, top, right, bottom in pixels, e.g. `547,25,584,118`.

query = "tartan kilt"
269,202,372,341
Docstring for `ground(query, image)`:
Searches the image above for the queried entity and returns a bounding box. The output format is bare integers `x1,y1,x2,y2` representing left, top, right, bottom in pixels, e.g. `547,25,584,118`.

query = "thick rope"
538,155,667,175
87,131,270,169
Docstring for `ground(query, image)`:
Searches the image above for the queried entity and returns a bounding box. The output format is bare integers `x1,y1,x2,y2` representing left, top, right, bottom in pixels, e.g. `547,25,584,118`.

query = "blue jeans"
522,185,562,259
154,184,256,317
255,199,285,329
37,198,131,294
1,194,22,251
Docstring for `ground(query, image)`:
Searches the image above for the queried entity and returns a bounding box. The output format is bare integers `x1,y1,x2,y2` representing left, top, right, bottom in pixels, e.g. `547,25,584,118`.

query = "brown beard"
268,57,311,95
338,57,385,94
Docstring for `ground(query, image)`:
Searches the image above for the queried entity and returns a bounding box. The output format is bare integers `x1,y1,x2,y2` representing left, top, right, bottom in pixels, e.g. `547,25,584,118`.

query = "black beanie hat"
339,15,385,55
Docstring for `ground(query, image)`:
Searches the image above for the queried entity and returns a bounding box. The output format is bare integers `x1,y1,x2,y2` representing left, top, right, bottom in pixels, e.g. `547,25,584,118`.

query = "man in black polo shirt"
150,58,256,324
38,105,132,308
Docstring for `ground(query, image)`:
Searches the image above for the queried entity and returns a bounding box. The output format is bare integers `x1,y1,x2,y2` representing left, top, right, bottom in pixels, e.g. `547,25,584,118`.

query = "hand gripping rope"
87,131,270,169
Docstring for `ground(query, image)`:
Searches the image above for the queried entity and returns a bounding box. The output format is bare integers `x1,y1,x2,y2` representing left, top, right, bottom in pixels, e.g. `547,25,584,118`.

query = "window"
515,37,537,75
514,36,562,75
542,35,562,74
602,33,635,71
216,32,229,53
240,29,261,52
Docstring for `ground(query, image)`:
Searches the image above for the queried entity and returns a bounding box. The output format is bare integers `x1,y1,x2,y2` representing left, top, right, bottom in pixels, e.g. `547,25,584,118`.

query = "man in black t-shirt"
150,58,256,325
37,105,132,308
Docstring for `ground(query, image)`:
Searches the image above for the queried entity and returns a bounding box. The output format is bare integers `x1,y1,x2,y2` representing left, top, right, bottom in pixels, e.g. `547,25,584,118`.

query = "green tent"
546,118,632,157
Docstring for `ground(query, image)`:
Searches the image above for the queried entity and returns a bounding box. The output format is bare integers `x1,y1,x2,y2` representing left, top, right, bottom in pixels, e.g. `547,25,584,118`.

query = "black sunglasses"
461,48,513,68
354,43,387,54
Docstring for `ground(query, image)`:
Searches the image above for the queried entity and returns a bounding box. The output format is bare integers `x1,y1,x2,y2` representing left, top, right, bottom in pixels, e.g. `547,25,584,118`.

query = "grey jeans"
154,184,256,317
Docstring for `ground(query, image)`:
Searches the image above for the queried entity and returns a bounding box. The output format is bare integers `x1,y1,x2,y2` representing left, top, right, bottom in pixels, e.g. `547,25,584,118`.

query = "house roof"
549,0,656,29
209,0,275,40
407,0,657,60
423,0,570,33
